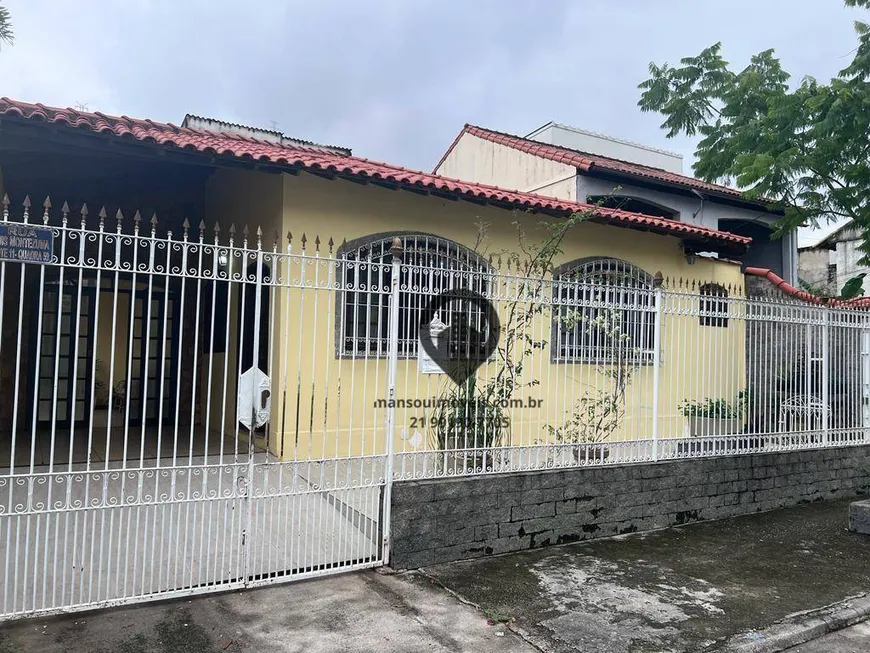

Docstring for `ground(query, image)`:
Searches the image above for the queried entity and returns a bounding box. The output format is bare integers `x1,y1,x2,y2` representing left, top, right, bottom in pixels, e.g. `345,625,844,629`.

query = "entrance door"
34,285,95,427
128,291,177,425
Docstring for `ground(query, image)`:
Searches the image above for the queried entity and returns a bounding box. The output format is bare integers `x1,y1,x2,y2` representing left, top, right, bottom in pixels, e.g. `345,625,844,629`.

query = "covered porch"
0,113,285,472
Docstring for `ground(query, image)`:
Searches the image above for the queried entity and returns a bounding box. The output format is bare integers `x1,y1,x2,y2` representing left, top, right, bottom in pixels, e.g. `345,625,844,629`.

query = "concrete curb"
713,593,870,653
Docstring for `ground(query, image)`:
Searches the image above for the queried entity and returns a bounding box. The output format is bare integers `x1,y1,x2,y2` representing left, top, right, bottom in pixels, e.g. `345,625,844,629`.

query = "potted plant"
679,390,746,437
546,308,643,464
429,375,507,474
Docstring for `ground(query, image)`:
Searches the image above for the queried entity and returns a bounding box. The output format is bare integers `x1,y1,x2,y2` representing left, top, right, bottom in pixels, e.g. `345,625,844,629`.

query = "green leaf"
638,4,870,263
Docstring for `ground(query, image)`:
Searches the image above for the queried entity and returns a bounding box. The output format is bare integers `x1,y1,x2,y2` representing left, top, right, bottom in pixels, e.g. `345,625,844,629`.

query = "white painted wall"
434,131,796,281
578,175,793,279
834,235,870,288
435,134,576,201
578,176,744,231
798,247,835,293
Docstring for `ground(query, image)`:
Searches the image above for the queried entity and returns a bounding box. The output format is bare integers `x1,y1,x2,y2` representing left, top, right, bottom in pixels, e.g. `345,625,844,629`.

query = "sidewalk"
421,498,870,653
0,571,534,653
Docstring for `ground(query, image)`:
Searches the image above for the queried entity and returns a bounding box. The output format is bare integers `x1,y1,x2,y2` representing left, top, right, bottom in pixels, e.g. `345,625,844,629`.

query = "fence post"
651,272,664,462
822,306,830,446
381,237,403,565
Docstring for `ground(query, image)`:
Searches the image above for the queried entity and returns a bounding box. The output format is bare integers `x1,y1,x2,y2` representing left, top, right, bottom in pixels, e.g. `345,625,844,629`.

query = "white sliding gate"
0,199,390,620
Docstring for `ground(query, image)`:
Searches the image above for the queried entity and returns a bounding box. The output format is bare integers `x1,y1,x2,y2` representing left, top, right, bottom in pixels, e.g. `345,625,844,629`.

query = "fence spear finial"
61,201,70,226
182,217,190,235
390,236,403,259
314,234,321,252
301,233,307,250
328,236,334,254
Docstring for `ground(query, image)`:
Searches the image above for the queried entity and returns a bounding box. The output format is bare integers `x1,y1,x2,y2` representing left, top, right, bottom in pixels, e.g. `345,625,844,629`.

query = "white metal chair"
777,394,829,433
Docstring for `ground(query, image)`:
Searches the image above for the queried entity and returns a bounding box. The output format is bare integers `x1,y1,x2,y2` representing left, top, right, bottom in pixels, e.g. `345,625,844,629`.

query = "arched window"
699,283,729,327
552,257,655,363
586,195,678,220
338,233,490,356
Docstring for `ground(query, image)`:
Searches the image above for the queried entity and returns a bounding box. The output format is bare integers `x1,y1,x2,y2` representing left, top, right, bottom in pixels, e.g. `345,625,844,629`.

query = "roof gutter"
744,267,870,308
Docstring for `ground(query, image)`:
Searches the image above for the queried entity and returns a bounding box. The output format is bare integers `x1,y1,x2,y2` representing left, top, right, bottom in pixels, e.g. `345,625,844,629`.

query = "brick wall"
390,446,870,570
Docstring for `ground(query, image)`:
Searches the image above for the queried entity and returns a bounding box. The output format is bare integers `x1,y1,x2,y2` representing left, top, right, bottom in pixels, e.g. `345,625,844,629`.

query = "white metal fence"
388,256,870,479
1,197,869,619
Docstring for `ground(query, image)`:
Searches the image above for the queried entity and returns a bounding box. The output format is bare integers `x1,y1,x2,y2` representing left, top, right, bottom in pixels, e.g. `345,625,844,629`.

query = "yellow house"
0,98,750,473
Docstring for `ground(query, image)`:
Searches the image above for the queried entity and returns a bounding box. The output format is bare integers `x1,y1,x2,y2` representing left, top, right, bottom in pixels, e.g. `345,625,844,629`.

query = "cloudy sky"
0,0,861,242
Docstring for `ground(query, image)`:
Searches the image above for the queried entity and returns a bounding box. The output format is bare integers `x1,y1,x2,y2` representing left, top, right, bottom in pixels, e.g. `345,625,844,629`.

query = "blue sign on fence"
0,224,54,264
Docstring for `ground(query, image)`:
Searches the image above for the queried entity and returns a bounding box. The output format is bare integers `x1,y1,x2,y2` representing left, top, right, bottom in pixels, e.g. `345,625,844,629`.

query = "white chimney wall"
526,122,684,174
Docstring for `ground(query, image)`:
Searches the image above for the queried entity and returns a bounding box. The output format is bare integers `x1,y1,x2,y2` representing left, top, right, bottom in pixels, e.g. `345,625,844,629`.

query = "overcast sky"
0,1,861,243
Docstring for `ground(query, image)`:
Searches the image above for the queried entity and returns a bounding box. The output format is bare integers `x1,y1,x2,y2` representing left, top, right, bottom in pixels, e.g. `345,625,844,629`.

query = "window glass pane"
554,258,654,363
339,234,490,356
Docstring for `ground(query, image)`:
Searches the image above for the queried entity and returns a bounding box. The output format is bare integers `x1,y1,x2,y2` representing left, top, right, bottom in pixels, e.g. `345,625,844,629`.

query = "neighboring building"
798,222,864,296
435,121,798,285
180,113,352,155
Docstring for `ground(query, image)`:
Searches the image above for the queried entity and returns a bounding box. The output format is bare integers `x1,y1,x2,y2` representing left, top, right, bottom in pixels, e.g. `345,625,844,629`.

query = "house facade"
1,97,869,622
434,122,798,286
13,98,864,620
0,98,752,469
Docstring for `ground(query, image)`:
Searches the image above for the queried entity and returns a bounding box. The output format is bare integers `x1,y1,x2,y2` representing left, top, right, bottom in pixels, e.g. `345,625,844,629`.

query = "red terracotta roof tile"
447,124,769,204
0,97,750,251
745,267,870,308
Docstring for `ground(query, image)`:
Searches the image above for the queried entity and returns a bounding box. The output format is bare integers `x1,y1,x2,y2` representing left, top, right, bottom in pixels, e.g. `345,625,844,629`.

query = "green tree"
0,4,12,48
637,0,870,262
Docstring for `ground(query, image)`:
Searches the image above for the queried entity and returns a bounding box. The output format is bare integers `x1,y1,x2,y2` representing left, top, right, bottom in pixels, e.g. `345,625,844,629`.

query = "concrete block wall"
390,445,870,570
